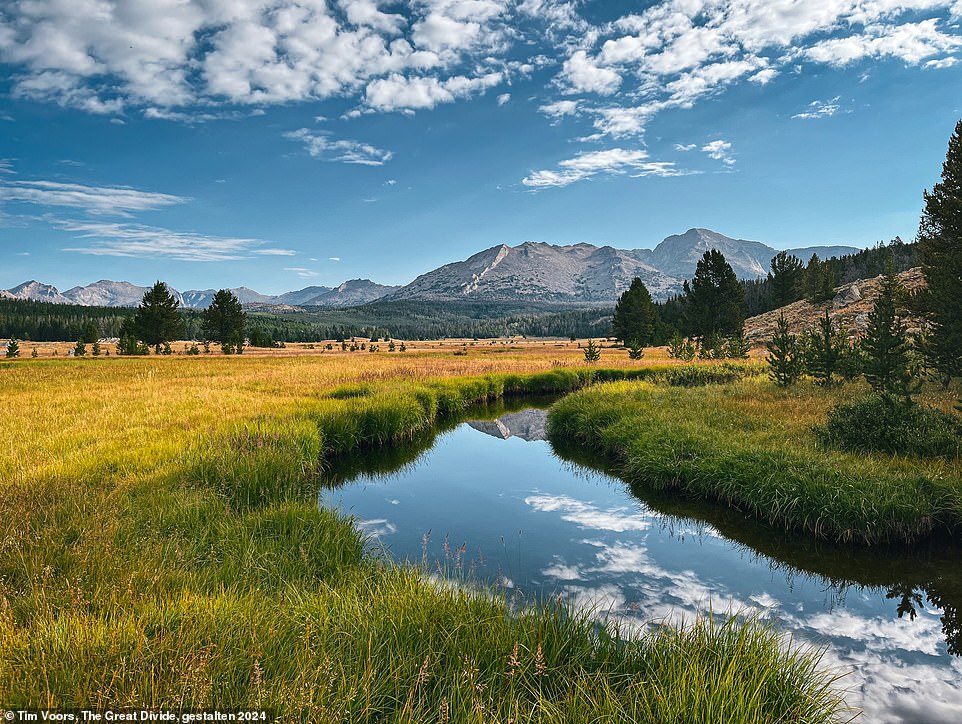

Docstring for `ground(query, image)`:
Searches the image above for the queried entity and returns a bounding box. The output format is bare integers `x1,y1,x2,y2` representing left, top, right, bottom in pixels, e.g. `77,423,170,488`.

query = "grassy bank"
0,354,844,720
548,378,962,545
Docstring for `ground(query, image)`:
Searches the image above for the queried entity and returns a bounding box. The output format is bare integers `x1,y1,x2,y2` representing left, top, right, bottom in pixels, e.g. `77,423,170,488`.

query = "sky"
1,0,961,294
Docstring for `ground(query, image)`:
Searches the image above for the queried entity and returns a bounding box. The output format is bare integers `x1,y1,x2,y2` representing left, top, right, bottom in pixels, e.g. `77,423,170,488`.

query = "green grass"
548,378,962,545
0,359,845,720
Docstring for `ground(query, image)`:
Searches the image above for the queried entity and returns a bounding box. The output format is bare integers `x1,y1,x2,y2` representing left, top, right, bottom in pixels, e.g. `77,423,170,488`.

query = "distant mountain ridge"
4,229,859,307
2,278,398,309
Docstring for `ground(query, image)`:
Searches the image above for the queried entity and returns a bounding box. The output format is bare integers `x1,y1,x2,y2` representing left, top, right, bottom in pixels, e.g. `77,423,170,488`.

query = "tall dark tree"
133,281,185,353
768,251,804,309
612,277,657,345
682,249,746,338
918,119,962,384
803,310,845,386
203,289,246,352
862,264,914,399
805,254,838,303
5,339,20,358
767,315,801,386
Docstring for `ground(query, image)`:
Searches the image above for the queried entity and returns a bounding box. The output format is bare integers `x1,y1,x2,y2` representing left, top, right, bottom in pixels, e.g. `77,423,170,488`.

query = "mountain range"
3,229,858,308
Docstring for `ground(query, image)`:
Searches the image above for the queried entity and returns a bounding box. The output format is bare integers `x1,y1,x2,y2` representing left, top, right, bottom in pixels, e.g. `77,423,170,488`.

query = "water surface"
319,403,962,723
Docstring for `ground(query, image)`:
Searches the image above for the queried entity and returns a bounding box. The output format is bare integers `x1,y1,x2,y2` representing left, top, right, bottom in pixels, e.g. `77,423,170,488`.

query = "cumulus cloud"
0,0,512,115
497,92,511,105
364,71,501,110
536,1,961,139
285,128,393,165
57,220,293,261
0,180,186,216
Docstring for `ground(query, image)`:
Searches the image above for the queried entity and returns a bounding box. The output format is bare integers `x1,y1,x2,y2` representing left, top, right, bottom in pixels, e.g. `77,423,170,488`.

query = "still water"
319,400,962,723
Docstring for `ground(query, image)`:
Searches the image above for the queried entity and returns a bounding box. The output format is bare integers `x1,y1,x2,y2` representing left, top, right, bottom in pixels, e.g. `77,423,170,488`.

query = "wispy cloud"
284,267,319,278
285,129,393,166
792,97,842,120
57,220,293,262
523,148,685,189
0,180,186,216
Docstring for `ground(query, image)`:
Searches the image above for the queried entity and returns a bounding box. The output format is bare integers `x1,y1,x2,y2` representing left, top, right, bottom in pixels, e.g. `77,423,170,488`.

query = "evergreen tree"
133,281,184,354
862,264,914,399
802,311,844,386
92,339,102,356
203,289,246,352
768,251,804,309
74,339,87,357
612,277,657,345
682,250,746,338
583,339,601,362
725,330,751,359
918,119,962,384
31,347,37,358
766,315,801,386
667,333,696,361
80,321,100,345
5,339,20,358
626,343,645,360
805,254,838,303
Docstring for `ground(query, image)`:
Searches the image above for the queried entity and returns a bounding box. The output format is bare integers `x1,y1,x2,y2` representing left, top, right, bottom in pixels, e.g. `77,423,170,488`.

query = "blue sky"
1,0,960,294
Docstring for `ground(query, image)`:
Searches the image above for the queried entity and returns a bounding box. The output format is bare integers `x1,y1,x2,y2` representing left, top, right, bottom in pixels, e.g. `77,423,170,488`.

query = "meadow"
549,377,962,545
1,345,849,720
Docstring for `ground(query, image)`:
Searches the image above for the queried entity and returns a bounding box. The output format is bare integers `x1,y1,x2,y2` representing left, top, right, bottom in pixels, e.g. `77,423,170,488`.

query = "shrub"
816,394,962,458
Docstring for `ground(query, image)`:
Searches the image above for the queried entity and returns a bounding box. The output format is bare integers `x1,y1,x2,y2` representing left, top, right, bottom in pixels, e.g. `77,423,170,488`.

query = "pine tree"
768,251,804,309
918,119,962,384
583,339,601,362
805,254,838,303
682,250,746,338
766,315,801,386
612,277,657,345
5,339,20,358
31,347,37,358
203,289,246,352
627,343,645,360
74,340,87,357
803,311,844,386
92,339,102,356
133,281,184,354
862,264,914,399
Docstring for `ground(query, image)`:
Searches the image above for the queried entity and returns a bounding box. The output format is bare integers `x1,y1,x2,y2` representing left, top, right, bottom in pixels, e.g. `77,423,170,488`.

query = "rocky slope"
386,241,682,304
744,268,926,343
306,279,400,306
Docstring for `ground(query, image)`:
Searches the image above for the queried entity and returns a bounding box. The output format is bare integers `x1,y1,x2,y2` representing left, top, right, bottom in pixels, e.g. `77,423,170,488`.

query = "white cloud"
524,493,651,531
925,55,959,67
285,128,393,165
804,19,961,66
0,180,186,216
538,99,580,118
523,148,684,188
329,256,341,261
364,71,501,111
285,266,319,278
497,92,510,105
559,50,621,95
674,143,696,151
701,139,735,166
792,97,842,119
57,220,293,262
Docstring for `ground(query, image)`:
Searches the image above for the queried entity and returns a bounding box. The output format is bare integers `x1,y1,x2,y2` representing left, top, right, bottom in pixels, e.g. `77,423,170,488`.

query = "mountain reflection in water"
319,403,962,722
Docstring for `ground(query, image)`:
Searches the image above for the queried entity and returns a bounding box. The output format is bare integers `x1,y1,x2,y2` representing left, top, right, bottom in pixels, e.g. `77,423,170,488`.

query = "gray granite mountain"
180,287,274,308
63,280,185,308
386,241,682,304
386,230,859,303
272,286,334,305
6,280,73,304
3,278,396,308
306,279,400,306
